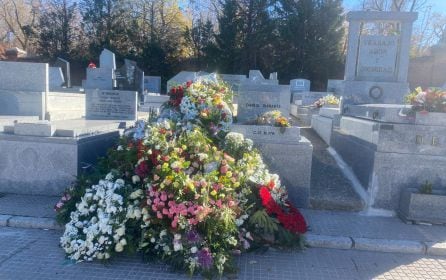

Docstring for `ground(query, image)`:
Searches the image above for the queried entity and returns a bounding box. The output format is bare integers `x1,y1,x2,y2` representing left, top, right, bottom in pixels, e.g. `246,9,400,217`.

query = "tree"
79,0,133,58
185,17,215,69
273,0,345,89
213,0,242,73
0,0,40,51
37,0,79,59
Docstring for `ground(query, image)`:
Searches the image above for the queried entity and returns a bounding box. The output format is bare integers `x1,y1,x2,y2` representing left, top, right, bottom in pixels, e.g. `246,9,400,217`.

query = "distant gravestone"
54,57,71,87
115,59,144,99
84,68,114,90
99,49,116,70
49,67,65,90
237,82,290,123
86,89,137,120
248,70,278,85
144,76,162,93
290,79,310,93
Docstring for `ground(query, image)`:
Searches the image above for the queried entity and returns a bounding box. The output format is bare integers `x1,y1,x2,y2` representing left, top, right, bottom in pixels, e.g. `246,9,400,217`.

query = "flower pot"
230,124,301,144
399,188,446,224
415,112,446,126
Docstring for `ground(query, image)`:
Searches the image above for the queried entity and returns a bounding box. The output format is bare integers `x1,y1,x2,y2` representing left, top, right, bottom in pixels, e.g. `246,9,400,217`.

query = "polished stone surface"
0,61,48,92
86,89,137,121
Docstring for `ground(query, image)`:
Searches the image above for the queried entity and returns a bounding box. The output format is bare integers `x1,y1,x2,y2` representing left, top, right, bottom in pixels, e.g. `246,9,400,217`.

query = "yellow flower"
210,190,217,196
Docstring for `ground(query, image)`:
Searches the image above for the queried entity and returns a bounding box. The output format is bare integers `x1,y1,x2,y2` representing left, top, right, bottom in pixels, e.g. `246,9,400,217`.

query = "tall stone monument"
342,11,417,110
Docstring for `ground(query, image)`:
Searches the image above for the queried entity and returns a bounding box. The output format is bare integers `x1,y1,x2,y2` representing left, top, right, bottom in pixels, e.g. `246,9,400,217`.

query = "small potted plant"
399,181,446,225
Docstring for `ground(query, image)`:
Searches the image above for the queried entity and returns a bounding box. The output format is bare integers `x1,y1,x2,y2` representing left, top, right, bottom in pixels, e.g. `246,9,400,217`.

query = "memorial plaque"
237,83,290,123
86,89,137,120
357,35,399,81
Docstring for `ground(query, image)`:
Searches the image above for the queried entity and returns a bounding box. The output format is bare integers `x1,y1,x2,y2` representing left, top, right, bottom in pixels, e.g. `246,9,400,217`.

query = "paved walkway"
0,226,445,280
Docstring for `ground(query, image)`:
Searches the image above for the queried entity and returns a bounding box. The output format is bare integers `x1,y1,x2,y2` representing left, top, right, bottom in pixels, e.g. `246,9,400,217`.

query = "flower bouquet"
313,94,340,108
405,87,446,113
57,78,307,278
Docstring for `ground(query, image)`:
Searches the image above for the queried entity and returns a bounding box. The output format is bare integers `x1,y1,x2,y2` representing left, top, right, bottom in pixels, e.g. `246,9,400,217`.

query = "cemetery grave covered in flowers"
0,9,445,279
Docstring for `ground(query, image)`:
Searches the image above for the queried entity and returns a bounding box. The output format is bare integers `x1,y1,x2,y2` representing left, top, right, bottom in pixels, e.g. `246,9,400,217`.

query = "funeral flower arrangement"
56,77,307,278
313,94,340,108
405,87,446,113
256,110,291,127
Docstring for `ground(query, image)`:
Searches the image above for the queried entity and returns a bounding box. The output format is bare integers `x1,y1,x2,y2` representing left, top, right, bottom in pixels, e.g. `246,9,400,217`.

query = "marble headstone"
290,79,311,93
49,67,65,90
99,49,116,70
54,57,71,87
86,89,137,120
144,76,162,93
237,82,290,123
84,68,114,90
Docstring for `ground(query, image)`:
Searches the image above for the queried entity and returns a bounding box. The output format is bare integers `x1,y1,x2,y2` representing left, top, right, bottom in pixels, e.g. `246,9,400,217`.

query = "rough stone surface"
0,194,58,218
343,104,414,123
0,61,48,92
46,92,85,121
14,122,56,137
399,188,446,225
0,90,46,119
416,112,446,126
306,234,352,250
0,116,39,132
0,131,119,195
354,238,425,254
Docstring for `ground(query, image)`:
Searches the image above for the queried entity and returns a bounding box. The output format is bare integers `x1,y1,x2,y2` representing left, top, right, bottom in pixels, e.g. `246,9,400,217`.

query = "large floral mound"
56,78,307,277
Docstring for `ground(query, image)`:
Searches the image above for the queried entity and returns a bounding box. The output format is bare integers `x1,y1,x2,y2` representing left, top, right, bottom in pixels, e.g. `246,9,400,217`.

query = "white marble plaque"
86,89,137,120
357,35,398,81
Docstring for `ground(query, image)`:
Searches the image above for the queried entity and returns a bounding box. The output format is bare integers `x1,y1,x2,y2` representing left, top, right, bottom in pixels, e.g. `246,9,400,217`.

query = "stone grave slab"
14,121,56,137
311,115,333,144
86,89,137,121
237,83,290,123
343,104,414,124
319,107,340,119
0,90,46,119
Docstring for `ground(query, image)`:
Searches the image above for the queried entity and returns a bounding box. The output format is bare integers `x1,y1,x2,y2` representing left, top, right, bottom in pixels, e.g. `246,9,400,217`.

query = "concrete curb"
1,215,446,257
306,234,446,256
1,215,63,230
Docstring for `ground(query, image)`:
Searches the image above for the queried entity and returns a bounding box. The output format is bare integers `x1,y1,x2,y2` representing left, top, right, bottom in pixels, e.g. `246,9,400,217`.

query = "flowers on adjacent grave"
405,87,446,113
313,94,340,108
57,78,307,278
256,110,291,127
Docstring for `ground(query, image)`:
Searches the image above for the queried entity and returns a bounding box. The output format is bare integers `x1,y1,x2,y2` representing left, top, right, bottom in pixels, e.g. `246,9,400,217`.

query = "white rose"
132,175,141,184
104,253,110,259
190,246,198,254
115,243,124,252
173,242,183,252
134,209,142,219
117,145,123,151
150,237,156,243
174,234,181,240
97,253,104,260
120,239,127,246
116,226,126,237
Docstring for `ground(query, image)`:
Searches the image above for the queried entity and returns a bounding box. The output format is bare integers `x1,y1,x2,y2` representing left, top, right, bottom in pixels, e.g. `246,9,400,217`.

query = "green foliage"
419,181,433,195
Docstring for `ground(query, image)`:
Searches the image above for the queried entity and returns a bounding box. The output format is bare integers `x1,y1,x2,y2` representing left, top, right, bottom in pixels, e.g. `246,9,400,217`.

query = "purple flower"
186,230,200,243
197,248,213,269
